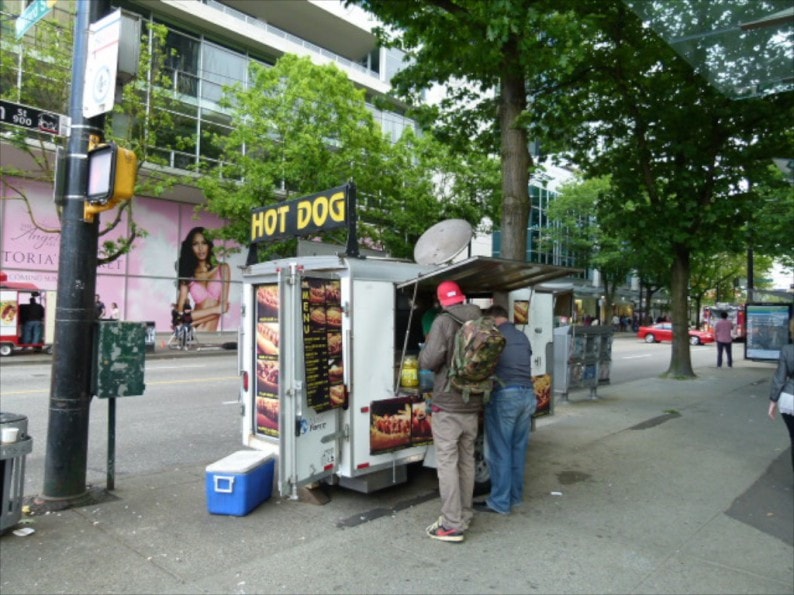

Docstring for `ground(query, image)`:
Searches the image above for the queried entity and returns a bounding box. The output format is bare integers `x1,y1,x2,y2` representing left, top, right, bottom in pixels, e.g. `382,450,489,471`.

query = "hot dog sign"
250,183,355,244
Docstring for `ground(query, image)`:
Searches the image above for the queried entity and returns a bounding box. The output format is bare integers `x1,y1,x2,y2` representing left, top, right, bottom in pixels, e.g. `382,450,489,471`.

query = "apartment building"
1,0,415,333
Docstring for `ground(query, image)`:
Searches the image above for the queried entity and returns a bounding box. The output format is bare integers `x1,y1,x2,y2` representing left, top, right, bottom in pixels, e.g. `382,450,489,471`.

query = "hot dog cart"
238,184,576,498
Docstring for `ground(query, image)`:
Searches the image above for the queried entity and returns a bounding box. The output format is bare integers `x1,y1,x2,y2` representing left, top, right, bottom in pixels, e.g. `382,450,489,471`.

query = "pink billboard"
1,177,242,334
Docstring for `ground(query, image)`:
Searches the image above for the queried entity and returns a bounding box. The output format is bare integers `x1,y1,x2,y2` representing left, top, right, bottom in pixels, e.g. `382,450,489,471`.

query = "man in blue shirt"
475,304,537,515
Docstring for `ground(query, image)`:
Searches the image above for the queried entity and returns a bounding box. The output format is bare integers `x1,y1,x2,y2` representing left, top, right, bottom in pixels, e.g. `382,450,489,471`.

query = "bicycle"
167,323,197,350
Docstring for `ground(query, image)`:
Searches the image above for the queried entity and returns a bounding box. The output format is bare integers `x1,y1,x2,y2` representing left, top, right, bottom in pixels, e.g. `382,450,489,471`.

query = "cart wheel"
0,343,13,357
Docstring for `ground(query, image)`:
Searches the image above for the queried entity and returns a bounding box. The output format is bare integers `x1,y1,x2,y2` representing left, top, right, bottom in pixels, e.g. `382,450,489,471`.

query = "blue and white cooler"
205,450,275,516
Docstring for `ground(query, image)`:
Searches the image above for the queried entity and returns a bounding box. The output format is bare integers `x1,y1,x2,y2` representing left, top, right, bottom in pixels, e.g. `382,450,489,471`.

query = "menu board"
301,277,345,411
255,284,280,437
369,395,433,455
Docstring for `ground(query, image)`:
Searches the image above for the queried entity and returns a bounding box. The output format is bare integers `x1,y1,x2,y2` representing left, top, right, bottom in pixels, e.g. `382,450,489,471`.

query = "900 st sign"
0,99,62,135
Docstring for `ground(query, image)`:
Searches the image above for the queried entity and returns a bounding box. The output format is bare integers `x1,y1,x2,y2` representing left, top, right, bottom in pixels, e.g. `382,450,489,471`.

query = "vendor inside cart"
20,294,45,346
395,291,437,354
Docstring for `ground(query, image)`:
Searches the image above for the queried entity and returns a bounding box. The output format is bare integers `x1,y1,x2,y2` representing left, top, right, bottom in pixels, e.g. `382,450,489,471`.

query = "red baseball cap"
437,281,465,307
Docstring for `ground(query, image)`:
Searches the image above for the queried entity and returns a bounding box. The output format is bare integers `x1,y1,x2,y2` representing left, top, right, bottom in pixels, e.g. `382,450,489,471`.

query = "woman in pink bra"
177,227,231,331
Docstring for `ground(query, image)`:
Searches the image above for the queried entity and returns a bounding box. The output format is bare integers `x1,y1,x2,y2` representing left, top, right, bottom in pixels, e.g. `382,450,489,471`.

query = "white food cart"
238,184,576,497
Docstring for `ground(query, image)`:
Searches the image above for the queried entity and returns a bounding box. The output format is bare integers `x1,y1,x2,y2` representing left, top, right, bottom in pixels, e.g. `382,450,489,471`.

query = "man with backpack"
419,280,484,542
474,304,536,516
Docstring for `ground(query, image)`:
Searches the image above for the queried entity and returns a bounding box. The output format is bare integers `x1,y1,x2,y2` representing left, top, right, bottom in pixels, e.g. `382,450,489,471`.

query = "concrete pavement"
1,353,792,594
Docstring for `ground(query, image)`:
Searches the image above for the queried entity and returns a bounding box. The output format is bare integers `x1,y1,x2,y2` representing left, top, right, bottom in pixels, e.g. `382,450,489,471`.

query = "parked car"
637,323,715,345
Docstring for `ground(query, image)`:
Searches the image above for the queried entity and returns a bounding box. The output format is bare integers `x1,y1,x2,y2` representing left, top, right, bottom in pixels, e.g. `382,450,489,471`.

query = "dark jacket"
418,302,482,413
770,344,794,402
493,321,533,387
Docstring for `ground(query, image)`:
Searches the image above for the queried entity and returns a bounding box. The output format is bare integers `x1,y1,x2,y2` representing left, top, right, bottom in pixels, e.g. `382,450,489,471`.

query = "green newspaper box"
92,321,146,398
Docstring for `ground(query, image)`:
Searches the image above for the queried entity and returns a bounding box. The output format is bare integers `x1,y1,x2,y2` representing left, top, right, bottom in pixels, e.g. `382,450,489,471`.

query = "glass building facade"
0,0,417,173
492,184,580,269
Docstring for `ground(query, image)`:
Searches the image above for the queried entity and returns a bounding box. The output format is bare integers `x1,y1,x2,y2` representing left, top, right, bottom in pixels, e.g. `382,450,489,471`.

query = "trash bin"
0,412,33,533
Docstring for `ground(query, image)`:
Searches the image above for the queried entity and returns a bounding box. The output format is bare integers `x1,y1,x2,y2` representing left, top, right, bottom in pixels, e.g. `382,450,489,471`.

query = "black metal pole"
40,0,111,501
747,247,754,303
107,398,116,491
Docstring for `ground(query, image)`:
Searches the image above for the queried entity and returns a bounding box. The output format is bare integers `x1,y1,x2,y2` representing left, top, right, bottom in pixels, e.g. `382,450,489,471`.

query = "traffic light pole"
39,0,111,503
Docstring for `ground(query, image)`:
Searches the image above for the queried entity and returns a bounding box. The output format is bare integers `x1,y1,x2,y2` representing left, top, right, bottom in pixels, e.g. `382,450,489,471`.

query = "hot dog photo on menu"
369,398,413,454
513,300,529,325
256,396,279,434
256,284,279,318
256,322,279,356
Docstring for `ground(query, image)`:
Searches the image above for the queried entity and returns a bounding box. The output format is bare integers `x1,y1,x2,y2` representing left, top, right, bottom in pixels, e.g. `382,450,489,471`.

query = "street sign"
0,99,66,136
15,0,56,40
83,9,122,119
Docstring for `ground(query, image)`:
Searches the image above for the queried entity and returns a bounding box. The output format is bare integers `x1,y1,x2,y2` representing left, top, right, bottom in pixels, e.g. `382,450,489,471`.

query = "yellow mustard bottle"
401,356,419,388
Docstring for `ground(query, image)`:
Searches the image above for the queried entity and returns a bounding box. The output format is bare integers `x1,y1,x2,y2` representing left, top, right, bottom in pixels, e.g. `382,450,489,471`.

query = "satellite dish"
414,219,473,266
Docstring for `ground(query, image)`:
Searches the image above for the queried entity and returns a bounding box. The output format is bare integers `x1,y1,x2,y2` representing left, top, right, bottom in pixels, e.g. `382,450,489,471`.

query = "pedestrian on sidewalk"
95,294,106,319
714,311,733,368
474,304,536,516
22,295,45,345
768,318,794,471
419,280,482,543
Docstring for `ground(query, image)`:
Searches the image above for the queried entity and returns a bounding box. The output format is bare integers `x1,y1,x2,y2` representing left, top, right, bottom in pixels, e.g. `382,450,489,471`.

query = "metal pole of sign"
344,181,359,258
40,0,111,504
107,398,116,491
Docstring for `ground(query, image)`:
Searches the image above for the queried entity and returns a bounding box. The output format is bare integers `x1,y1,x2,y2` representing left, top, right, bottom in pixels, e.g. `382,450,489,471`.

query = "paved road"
0,339,791,594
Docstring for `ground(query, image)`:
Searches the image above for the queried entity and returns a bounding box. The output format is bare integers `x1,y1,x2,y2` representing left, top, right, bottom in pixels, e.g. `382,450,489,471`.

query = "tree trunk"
603,272,617,326
665,245,695,377
644,285,656,324
498,37,530,261
693,295,703,329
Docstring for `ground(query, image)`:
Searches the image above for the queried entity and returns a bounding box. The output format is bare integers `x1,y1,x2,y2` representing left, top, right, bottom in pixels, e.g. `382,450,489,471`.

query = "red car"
637,323,715,346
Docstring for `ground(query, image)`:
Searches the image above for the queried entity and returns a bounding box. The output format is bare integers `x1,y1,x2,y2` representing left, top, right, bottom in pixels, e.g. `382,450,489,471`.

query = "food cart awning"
397,256,580,297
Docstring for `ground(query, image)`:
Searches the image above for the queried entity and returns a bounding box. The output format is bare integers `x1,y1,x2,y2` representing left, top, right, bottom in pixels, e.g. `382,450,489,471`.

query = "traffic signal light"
84,142,137,222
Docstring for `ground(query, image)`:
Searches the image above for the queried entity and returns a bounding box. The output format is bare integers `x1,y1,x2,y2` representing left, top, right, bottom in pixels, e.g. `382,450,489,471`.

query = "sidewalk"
1,360,792,594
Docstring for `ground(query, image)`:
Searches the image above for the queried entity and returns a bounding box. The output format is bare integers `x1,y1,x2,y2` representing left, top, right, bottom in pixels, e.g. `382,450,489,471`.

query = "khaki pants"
432,409,478,531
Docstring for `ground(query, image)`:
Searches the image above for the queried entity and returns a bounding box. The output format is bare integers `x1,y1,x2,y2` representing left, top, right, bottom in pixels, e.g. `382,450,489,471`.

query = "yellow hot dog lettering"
250,185,349,243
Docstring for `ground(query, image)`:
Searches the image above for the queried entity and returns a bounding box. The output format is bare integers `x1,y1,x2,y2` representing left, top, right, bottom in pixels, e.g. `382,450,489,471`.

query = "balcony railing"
204,0,375,79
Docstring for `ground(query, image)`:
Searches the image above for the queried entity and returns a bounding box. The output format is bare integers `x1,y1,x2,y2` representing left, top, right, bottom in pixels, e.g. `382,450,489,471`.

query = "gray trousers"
431,409,478,531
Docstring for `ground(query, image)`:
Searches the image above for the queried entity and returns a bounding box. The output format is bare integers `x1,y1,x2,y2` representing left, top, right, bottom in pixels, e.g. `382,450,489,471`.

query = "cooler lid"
206,450,273,474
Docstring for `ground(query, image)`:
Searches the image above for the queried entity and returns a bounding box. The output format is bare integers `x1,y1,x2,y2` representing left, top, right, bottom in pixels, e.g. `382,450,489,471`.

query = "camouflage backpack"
445,314,506,403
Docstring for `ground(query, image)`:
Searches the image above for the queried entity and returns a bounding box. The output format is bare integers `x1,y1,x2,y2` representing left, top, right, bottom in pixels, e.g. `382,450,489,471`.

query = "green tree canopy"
351,0,585,261
546,176,636,316
530,0,794,376
197,53,500,259
196,54,395,257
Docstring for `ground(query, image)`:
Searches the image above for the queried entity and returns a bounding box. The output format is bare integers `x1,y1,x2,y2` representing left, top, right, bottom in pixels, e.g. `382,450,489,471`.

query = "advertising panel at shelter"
745,303,792,361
